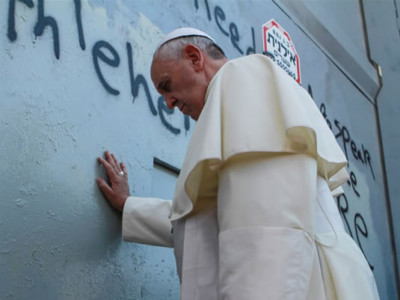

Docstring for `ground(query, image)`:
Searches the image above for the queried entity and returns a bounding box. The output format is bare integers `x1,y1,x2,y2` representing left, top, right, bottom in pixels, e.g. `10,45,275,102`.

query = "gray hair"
154,36,226,61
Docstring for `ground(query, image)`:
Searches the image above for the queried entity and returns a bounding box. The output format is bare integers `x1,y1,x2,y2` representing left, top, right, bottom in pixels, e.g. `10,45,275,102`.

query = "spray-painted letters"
194,0,256,55
308,85,375,270
6,0,189,135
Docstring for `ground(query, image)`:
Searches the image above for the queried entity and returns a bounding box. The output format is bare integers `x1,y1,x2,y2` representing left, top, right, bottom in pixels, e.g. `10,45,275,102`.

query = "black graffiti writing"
92,41,120,96
73,0,85,51
194,0,211,21
336,194,374,270
194,0,256,55
354,213,374,270
8,0,61,59
318,102,375,180
229,22,242,54
214,6,228,36
34,0,60,59
349,171,360,197
247,27,255,55
334,118,375,180
6,0,189,135
7,0,85,58
126,42,157,116
92,37,190,134
307,85,375,180
7,0,34,41
336,193,353,237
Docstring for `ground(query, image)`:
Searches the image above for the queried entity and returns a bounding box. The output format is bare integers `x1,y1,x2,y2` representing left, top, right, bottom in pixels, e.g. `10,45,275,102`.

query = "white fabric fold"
122,196,173,247
171,54,348,221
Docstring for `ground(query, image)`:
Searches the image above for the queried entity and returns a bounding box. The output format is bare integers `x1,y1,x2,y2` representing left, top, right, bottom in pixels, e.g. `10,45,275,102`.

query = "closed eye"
158,80,171,93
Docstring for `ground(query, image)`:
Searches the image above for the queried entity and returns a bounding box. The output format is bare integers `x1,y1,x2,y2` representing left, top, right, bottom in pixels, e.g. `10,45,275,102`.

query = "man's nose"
165,96,177,109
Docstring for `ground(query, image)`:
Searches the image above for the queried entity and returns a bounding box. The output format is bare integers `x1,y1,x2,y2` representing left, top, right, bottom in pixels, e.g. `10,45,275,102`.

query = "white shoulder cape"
170,54,348,221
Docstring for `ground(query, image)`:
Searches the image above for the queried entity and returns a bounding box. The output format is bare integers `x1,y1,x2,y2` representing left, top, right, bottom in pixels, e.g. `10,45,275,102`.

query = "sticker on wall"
262,19,301,84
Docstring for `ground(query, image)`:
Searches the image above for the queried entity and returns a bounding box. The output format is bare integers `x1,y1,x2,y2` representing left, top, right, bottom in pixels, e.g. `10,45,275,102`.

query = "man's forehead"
151,58,173,87
151,57,171,77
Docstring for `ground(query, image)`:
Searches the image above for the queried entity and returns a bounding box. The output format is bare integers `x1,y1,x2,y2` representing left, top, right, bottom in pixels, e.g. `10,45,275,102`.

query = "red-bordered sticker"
263,19,301,84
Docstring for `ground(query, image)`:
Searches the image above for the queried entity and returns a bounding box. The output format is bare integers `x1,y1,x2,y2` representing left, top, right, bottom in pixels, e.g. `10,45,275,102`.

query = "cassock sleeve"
122,196,173,248
217,152,318,300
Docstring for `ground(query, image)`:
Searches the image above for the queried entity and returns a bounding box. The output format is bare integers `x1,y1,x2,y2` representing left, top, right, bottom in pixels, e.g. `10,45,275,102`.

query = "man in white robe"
96,28,379,299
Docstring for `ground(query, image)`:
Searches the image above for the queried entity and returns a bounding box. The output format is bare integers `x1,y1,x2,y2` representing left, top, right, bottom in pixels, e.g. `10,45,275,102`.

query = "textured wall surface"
1,0,399,299
363,0,400,285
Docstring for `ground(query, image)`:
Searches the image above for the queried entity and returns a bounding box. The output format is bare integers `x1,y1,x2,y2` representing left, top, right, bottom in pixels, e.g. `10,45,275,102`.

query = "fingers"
96,151,130,212
120,162,128,178
111,153,119,167
106,151,119,173
98,151,126,178
97,156,115,179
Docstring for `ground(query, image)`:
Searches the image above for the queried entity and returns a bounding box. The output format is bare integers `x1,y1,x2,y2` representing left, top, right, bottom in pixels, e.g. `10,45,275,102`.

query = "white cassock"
122,55,380,299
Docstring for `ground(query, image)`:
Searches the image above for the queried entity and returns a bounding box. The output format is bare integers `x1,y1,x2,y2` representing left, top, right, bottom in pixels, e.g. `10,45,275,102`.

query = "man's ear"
183,44,204,72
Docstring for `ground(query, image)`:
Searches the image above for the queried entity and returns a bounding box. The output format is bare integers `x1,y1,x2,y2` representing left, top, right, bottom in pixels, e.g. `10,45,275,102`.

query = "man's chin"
182,108,198,121
189,111,199,121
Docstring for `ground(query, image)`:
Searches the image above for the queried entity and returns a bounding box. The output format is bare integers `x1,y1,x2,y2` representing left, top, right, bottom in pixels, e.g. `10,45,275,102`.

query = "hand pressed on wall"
96,151,130,212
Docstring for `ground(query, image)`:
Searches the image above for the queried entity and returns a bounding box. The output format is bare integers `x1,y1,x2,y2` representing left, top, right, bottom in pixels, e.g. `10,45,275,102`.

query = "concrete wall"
1,1,186,298
363,0,400,288
1,0,399,299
